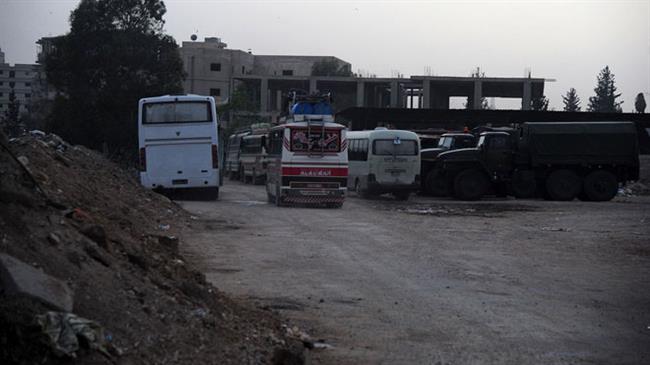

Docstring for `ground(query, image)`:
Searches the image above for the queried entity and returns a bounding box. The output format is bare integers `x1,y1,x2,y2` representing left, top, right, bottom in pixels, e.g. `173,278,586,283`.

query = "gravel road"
180,182,650,365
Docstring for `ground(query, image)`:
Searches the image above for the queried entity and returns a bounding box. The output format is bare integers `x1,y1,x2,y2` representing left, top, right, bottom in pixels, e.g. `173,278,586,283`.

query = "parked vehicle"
347,128,420,200
225,131,250,180
436,122,640,201
421,132,476,196
265,94,348,207
138,95,220,199
239,126,269,185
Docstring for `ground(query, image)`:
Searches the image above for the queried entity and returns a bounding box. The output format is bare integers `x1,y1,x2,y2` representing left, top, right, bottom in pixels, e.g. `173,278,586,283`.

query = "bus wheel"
394,191,410,201
545,169,581,201
275,186,284,207
453,169,488,201
205,187,219,200
355,180,367,199
583,170,618,201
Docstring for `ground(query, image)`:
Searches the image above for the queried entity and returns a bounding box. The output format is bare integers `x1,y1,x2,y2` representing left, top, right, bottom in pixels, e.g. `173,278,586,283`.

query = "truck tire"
583,170,618,201
511,170,537,199
393,191,410,201
426,169,451,197
453,169,489,201
545,169,581,201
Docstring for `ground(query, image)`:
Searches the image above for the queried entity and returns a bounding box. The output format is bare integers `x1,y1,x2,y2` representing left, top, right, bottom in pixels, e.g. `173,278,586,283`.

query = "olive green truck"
434,122,640,201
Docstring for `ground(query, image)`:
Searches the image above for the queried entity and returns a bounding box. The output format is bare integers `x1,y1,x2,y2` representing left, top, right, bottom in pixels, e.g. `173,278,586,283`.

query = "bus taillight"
211,144,219,169
139,147,146,171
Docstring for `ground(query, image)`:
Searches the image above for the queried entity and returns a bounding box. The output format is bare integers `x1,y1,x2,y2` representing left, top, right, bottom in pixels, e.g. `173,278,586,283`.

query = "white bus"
347,128,420,200
225,131,249,180
138,95,220,199
265,98,348,208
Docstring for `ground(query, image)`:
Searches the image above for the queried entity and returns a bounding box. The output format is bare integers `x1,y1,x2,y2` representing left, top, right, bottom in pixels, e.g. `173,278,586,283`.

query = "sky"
0,0,648,111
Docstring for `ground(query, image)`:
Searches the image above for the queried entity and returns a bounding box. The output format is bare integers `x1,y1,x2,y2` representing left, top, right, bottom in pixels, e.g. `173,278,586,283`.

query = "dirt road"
180,182,650,365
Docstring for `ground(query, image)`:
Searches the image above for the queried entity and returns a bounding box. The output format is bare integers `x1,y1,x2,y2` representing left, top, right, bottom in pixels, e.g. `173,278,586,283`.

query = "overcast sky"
1,0,648,111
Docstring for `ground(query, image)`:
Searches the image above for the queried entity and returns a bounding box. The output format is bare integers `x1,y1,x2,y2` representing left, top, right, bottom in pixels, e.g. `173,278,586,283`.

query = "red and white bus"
265,112,348,208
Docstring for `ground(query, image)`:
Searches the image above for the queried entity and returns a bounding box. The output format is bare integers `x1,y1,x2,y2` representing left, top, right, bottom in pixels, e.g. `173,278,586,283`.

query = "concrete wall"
180,39,255,103
253,55,349,77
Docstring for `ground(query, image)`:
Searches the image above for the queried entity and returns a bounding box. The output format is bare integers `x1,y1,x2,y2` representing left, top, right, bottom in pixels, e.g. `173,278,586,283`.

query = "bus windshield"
290,128,341,152
143,101,212,124
373,139,418,156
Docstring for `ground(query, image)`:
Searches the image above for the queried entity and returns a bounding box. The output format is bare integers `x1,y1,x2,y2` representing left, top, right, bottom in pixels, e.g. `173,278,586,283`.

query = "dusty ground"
1,133,304,364
181,182,650,365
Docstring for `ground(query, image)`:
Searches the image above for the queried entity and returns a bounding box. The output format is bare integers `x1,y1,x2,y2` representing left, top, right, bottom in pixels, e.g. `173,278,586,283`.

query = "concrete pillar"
522,81,532,110
356,81,365,107
276,90,283,112
473,80,483,109
390,81,399,108
309,78,317,94
422,80,431,108
260,78,268,112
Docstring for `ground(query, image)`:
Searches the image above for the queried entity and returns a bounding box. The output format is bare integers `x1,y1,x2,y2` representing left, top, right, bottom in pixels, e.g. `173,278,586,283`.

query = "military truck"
435,122,640,201
421,133,476,196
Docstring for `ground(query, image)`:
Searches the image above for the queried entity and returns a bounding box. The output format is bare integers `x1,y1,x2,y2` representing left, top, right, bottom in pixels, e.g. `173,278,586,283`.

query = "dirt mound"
0,131,304,364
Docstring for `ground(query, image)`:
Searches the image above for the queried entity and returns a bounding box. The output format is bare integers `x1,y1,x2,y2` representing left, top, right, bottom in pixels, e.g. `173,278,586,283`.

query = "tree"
531,95,549,111
44,0,184,157
311,59,353,77
1,90,23,137
587,66,623,113
635,93,646,113
562,88,581,112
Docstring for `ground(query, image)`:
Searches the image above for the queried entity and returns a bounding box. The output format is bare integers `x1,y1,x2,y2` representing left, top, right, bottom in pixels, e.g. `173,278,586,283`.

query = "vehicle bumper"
140,172,219,189
281,187,346,204
367,182,419,194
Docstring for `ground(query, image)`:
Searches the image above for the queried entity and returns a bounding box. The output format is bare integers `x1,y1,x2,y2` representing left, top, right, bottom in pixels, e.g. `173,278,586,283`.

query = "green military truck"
435,122,640,201
420,133,476,196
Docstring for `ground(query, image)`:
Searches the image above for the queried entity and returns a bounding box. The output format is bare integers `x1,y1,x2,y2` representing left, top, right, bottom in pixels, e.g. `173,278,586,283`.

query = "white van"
347,128,420,200
138,95,220,199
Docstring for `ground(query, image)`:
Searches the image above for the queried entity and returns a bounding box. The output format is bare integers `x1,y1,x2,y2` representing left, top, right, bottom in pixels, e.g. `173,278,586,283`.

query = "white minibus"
138,95,220,199
347,128,420,200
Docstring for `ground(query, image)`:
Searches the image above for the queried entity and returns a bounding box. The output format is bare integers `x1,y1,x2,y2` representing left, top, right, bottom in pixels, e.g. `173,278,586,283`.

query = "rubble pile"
0,131,304,364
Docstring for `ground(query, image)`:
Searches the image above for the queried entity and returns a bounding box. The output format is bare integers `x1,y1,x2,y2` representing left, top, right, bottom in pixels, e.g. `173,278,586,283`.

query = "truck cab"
420,133,476,195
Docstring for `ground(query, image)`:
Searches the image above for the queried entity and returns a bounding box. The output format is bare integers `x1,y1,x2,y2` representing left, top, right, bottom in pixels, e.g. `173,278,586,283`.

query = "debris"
159,224,171,231
65,208,91,222
158,235,179,253
36,311,114,358
80,224,108,249
29,129,46,137
47,232,62,246
541,227,570,232
83,240,111,267
17,155,29,166
0,253,74,312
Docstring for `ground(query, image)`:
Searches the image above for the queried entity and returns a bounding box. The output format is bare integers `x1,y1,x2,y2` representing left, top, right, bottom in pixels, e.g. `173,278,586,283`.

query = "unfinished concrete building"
179,37,547,124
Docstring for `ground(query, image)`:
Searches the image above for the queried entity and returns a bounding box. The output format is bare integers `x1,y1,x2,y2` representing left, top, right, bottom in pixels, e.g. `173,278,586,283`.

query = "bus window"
373,139,418,156
143,101,211,124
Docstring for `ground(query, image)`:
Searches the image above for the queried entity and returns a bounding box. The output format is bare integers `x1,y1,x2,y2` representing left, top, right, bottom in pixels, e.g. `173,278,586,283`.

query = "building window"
210,63,221,71
25,82,31,87
282,70,293,76
209,88,221,97
9,82,15,88
25,93,31,98
9,71,15,78
25,71,30,76
241,66,245,74
0,93,3,97
0,81,3,86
